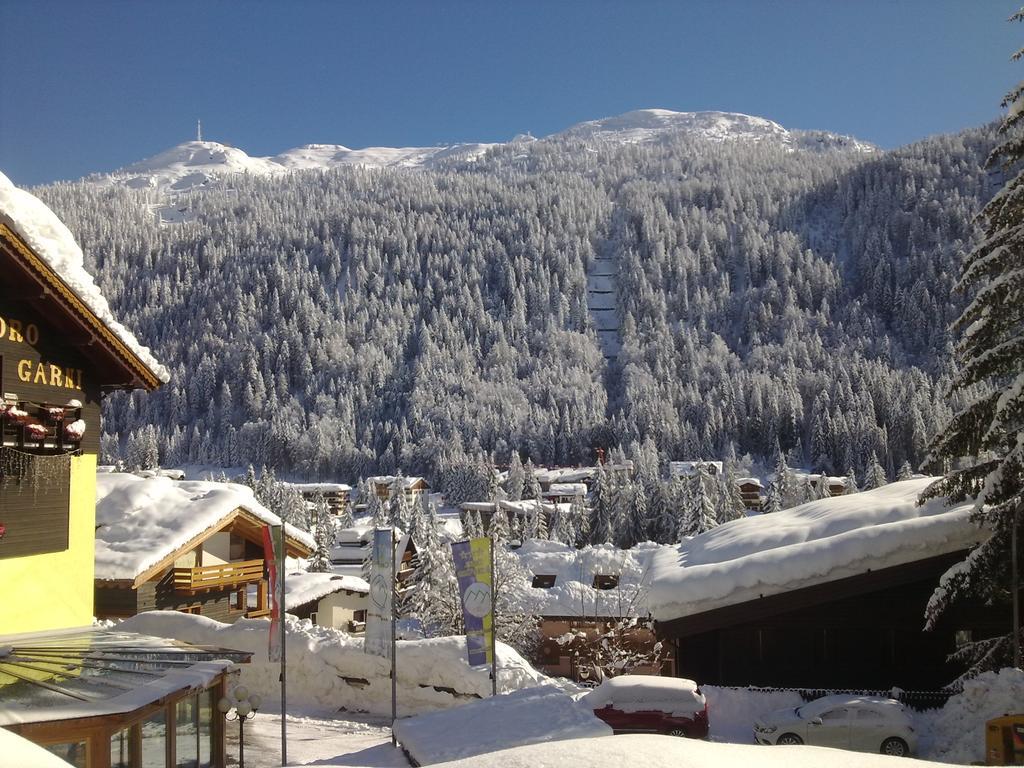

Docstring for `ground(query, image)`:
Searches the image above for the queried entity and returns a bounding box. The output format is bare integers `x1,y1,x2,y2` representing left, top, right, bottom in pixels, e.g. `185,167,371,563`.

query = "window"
176,695,199,768
592,574,619,590
111,727,133,768
229,533,246,561
955,629,972,647
820,708,848,722
140,708,167,768
353,609,367,622
855,708,885,721
179,605,201,615
532,574,557,589
44,741,87,768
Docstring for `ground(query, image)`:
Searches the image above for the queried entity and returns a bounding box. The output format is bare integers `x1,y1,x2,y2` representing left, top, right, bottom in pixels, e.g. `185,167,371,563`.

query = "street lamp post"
218,685,261,768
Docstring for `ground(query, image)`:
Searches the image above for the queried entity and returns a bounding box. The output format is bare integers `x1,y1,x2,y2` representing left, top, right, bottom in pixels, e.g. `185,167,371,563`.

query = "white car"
753,694,917,757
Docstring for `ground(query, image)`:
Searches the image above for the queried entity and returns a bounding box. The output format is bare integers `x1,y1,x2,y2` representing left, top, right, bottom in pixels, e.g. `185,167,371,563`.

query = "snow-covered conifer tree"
845,466,860,494
679,466,718,538
897,461,914,481
307,492,333,573
813,474,831,500
718,466,747,523
588,463,616,544
523,458,542,500
763,476,783,514
864,451,888,490
506,452,525,501
920,17,1024,673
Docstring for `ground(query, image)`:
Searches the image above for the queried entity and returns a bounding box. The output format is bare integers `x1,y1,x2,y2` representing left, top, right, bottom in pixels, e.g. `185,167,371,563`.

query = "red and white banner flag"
262,524,282,662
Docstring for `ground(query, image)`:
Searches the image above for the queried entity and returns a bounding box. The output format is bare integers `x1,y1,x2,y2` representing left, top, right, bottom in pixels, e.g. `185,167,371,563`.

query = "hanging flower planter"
44,407,67,423
4,406,30,425
24,422,49,440
64,419,86,441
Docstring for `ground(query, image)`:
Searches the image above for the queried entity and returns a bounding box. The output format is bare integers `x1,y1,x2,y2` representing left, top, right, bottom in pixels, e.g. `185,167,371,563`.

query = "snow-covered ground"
424,734,972,768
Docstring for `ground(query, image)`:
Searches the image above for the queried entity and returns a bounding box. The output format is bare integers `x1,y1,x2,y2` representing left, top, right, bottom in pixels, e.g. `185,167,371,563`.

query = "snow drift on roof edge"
647,478,983,622
0,170,170,383
94,472,314,581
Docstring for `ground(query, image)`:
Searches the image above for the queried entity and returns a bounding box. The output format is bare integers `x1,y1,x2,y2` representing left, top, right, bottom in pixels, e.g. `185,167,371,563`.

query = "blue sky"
0,0,1019,185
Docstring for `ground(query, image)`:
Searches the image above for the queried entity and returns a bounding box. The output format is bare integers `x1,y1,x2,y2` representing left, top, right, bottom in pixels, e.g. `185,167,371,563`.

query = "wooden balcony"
173,559,265,594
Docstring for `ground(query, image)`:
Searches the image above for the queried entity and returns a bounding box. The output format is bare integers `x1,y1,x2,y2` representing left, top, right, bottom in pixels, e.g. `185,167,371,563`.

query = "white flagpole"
490,536,497,697
279,523,288,766
390,525,398,746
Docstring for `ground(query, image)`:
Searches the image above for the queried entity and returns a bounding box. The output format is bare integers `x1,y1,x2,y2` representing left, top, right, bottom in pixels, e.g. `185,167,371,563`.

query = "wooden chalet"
284,481,352,516
94,473,314,623
370,475,430,505
736,477,764,510
519,541,672,682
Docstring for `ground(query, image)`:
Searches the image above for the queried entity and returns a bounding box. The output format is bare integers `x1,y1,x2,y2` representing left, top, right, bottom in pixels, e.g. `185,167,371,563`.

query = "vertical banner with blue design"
451,537,494,666
365,528,393,659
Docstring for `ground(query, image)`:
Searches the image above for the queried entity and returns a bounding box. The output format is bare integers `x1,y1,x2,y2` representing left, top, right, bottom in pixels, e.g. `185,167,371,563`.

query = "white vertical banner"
365,528,393,658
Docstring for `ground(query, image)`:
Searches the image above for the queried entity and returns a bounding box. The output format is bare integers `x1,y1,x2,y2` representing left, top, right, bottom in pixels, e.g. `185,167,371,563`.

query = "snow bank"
917,667,1024,764
0,171,169,382
285,571,368,611
428,733,972,768
702,686,805,744
648,479,982,620
0,725,84,767
95,473,314,581
117,612,549,717
393,685,611,765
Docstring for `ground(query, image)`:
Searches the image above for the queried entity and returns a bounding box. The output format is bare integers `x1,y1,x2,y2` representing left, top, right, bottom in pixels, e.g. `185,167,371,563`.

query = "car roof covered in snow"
798,694,910,719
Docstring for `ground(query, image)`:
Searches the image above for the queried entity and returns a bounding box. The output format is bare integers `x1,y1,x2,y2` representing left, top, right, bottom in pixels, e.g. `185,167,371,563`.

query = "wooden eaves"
127,507,313,589
0,222,162,391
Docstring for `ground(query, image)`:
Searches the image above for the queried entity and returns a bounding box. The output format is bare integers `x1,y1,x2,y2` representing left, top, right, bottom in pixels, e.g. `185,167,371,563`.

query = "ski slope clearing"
426,734,974,768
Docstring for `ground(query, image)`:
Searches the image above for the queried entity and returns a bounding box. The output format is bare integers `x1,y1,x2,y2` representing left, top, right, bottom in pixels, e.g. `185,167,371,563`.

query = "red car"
581,675,709,738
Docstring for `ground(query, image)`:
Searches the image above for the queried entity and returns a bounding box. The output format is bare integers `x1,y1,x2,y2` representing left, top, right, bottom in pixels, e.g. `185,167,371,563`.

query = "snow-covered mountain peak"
91,109,875,197
558,109,790,144
554,108,876,154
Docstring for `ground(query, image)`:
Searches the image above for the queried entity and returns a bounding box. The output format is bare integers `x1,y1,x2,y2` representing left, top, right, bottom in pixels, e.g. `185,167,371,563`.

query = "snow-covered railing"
173,559,264,593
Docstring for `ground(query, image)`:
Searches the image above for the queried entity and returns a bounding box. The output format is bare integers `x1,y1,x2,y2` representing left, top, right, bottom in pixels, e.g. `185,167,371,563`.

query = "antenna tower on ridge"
197,119,202,142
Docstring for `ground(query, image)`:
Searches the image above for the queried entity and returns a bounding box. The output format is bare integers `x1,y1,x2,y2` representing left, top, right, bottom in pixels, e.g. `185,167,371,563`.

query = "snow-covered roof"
736,477,763,488
515,540,664,618
94,472,314,582
544,483,588,496
0,171,169,383
281,482,352,493
285,571,369,610
647,478,983,622
535,467,595,485
369,475,428,490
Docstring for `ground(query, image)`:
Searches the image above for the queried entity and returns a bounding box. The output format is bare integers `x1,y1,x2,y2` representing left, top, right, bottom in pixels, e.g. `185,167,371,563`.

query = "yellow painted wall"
0,453,96,636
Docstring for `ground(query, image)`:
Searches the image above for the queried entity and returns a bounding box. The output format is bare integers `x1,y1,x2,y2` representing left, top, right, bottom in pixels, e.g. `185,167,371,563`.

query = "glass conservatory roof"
0,628,251,726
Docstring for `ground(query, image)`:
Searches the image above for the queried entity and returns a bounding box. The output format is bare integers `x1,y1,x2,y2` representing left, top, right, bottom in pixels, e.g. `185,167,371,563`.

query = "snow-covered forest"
34,122,995,482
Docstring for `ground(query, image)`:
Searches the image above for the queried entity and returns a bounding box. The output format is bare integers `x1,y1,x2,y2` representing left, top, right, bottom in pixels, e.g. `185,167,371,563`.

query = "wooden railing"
173,559,264,593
